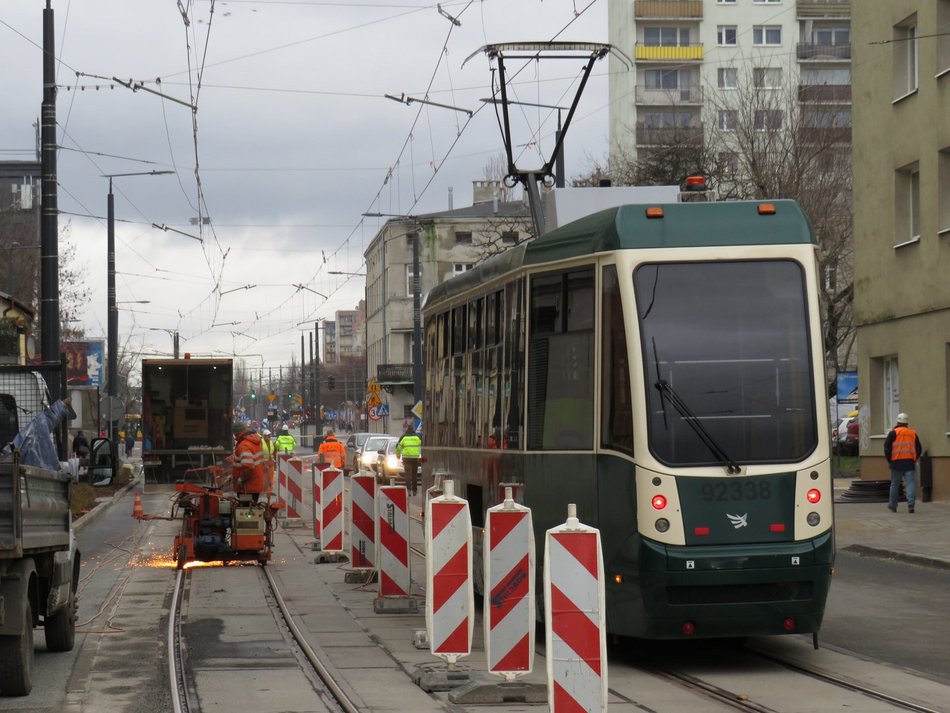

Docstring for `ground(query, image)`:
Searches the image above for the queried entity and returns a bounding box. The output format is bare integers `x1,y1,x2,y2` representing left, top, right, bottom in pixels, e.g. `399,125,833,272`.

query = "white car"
376,437,404,482
359,435,393,471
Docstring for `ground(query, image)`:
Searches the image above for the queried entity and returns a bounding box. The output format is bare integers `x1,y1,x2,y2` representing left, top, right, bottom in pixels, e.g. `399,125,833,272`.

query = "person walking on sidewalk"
884,412,922,513
396,424,422,495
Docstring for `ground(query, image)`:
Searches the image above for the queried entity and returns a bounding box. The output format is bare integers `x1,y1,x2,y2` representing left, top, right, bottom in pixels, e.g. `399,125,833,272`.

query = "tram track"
168,565,362,713
616,642,945,713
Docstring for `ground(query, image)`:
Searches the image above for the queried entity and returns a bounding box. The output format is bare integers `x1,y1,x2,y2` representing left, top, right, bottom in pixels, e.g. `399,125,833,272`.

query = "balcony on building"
798,83,852,103
634,0,703,19
635,123,703,147
635,84,703,106
635,42,703,62
797,42,851,61
796,0,850,20
377,363,413,387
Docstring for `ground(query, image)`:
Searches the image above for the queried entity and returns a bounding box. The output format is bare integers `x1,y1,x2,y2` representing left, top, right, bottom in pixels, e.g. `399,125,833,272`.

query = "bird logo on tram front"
727,513,748,529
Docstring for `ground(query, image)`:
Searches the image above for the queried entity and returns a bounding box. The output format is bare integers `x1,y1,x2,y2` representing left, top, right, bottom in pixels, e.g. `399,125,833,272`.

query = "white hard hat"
263,429,271,436
897,413,909,424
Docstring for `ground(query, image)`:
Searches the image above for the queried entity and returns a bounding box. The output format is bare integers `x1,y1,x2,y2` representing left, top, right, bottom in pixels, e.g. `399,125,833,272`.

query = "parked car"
374,436,404,482
344,432,375,473
358,434,393,472
833,415,859,455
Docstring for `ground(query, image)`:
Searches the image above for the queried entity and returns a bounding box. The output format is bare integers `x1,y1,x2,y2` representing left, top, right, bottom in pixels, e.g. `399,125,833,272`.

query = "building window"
717,0,736,4
718,110,738,131
753,67,782,89
753,0,781,3
939,0,950,75
754,110,783,131
405,263,423,296
753,25,782,46
501,231,519,246
893,16,918,99
939,148,950,235
814,27,850,47
718,67,738,89
894,162,921,245
645,68,682,90
717,25,737,46
453,263,474,276
454,231,473,245
644,27,691,47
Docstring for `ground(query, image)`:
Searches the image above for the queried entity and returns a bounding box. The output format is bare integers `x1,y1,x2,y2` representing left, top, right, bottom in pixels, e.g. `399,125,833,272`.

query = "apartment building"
607,0,852,175
851,2,950,500
363,181,531,433
322,301,365,364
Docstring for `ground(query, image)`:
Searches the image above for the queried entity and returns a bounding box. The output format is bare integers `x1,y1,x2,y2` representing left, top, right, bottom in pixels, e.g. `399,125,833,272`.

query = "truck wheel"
44,590,76,652
0,600,34,696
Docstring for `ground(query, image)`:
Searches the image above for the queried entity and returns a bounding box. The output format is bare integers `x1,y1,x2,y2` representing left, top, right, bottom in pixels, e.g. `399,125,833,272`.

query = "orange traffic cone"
132,491,143,519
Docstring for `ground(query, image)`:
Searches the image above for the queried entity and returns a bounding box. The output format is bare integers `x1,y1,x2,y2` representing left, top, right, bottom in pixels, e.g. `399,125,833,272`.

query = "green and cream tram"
422,199,834,639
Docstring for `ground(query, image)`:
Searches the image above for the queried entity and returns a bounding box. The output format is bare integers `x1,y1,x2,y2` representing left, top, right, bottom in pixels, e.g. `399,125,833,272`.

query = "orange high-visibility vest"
891,426,918,461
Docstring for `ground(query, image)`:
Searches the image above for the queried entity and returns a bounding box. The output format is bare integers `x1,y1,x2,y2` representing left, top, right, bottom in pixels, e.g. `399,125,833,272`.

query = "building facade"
363,181,531,434
607,0,852,176
851,2,950,499
322,300,365,364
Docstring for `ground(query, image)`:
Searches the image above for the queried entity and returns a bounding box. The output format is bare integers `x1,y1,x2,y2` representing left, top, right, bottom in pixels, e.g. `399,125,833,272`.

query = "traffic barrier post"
485,487,534,679
314,466,346,563
349,473,377,571
373,483,417,613
425,479,473,665
543,503,607,713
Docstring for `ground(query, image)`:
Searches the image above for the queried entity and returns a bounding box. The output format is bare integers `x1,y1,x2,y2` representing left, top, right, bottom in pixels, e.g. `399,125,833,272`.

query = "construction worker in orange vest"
884,412,922,514
317,429,347,469
233,422,266,501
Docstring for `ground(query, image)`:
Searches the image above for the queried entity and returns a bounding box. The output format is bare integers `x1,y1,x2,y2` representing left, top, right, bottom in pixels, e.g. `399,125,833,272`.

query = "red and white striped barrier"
484,487,534,680
377,484,410,597
350,474,377,569
310,463,322,540
319,466,345,553
425,479,473,664
276,454,304,519
543,504,607,713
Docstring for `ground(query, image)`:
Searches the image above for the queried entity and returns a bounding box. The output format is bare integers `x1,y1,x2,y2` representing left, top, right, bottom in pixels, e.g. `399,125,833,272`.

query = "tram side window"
527,267,595,450
504,279,525,449
601,265,634,455
452,305,467,355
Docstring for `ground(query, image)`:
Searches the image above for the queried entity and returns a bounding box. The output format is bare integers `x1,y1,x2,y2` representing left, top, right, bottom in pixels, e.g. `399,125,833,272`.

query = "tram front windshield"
635,259,817,466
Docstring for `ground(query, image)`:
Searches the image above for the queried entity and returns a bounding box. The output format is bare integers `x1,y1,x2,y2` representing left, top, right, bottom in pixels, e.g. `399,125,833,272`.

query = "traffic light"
328,375,336,391
250,391,256,400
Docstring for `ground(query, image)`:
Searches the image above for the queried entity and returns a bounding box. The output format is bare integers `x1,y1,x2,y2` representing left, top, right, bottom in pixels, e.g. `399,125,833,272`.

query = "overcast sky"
0,0,609,373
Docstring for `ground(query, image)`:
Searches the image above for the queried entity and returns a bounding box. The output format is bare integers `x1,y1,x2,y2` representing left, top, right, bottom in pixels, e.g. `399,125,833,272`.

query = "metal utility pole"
411,229,423,410
314,321,322,435
40,1,59,386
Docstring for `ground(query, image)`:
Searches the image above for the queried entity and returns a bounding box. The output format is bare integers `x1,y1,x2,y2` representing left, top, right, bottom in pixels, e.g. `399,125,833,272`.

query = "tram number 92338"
701,480,773,502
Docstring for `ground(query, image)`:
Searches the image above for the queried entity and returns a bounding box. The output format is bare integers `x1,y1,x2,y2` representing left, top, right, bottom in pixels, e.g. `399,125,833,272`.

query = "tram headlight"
655,518,670,533
806,511,821,527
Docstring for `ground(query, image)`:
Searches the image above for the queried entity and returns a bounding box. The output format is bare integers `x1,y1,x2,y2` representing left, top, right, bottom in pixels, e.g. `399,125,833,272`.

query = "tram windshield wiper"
653,378,741,475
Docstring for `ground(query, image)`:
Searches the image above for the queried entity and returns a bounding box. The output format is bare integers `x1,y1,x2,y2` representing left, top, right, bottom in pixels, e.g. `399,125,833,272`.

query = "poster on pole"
63,341,105,387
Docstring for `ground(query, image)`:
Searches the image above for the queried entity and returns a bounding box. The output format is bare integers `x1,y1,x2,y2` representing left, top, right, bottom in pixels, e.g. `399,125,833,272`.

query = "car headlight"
386,455,400,470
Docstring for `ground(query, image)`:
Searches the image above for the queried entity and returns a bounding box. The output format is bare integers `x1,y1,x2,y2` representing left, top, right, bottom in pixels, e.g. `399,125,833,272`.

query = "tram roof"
425,199,815,309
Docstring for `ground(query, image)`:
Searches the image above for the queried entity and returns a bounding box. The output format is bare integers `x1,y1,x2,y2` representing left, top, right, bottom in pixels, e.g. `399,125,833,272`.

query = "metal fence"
0,362,66,458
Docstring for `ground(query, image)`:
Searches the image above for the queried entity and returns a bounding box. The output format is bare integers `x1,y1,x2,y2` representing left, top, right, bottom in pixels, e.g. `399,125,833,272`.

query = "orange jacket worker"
233,422,266,498
318,429,347,469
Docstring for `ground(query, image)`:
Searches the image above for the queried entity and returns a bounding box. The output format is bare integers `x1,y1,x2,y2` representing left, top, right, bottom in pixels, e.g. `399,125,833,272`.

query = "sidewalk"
834,479,950,569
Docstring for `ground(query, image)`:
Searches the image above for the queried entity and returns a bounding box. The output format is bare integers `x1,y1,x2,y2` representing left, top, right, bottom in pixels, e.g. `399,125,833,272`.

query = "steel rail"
168,569,188,713
261,566,362,713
